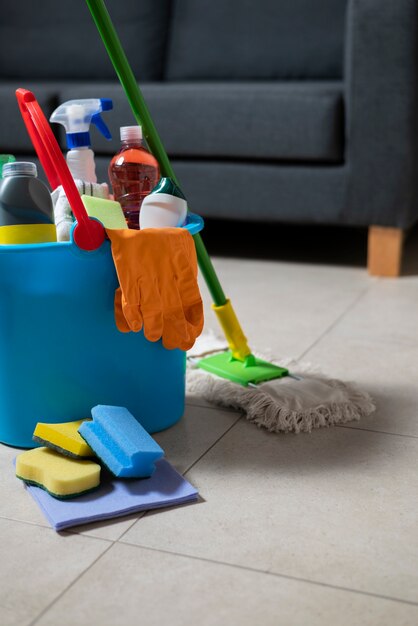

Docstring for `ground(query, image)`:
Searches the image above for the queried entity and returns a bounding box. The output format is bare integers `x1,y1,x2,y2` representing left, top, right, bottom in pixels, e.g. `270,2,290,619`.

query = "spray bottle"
50,98,112,182
50,99,113,240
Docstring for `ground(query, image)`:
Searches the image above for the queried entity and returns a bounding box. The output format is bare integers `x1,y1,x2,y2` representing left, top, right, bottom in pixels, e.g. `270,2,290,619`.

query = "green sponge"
16,447,101,499
81,195,128,229
33,419,94,458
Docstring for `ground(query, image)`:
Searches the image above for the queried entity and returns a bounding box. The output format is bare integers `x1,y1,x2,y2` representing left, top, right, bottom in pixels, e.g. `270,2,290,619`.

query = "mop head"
187,332,376,434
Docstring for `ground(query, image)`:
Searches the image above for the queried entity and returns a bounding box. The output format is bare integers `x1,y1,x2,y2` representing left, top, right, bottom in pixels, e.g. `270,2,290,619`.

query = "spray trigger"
91,112,112,140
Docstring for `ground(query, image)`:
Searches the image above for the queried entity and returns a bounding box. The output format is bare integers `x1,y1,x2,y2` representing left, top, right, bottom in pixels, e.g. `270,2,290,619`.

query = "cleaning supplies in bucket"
0,161,56,244
0,88,198,448
109,125,160,229
140,177,188,229
50,98,113,240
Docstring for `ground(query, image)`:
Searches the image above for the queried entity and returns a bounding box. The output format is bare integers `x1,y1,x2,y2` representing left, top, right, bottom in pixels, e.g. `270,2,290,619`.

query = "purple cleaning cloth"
20,458,199,531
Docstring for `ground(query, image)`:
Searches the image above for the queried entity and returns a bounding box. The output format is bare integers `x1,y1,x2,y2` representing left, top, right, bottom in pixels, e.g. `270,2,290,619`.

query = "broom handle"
85,0,226,306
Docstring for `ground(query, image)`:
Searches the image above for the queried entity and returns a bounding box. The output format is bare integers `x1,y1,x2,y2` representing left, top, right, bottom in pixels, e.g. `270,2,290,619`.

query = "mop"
86,0,376,432
187,331,375,433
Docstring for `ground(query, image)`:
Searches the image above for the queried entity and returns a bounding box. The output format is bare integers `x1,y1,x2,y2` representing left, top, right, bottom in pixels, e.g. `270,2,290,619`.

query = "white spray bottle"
50,98,113,182
50,98,113,240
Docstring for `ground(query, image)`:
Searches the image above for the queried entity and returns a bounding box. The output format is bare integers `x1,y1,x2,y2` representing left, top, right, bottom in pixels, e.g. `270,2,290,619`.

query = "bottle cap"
2,161,37,178
151,177,186,200
120,126,142,143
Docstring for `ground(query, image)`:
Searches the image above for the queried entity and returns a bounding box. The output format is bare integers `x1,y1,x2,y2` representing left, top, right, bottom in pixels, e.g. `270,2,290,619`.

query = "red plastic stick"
15,88,105,251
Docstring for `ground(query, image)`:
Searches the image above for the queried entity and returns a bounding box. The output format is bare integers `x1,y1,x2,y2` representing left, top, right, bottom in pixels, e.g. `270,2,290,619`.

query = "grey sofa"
0,0,417,275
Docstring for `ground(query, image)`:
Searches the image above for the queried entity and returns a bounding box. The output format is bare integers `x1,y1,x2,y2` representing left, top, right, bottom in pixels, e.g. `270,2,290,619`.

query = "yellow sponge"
16,447,101,499
33,420,94,458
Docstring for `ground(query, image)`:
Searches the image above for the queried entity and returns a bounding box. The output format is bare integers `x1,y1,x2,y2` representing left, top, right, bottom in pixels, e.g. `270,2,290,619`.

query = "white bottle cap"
120,126,142,142
2,161,37,178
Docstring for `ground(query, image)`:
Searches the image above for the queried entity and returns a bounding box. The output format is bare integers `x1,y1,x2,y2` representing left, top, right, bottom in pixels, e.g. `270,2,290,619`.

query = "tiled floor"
1,225,418,625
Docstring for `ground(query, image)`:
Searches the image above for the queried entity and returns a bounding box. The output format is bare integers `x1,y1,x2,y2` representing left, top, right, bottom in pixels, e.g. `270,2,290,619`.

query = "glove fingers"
178,308,205,351
114,288,131,333
162,302,191,350
166,231,203,350
140,278,163,343
172,233,203,333
184,299,204,330
121,287,143,332
175,302,204,351
173,230,199,278
106,229,142,305
162,314,190,350
160,277,191,350
175,270,204,343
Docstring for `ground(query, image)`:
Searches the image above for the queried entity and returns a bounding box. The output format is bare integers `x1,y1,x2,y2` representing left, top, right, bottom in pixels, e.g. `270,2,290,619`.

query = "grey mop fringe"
186,367,376,434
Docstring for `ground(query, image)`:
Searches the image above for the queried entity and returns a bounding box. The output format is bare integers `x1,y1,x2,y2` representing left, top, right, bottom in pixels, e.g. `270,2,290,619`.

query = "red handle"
15,88,105,252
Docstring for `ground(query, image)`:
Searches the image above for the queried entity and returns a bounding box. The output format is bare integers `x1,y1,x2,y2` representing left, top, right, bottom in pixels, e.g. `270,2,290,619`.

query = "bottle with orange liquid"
108,126,160,229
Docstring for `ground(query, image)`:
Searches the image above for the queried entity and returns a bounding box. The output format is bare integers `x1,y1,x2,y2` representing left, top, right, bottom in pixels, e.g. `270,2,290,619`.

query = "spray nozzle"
50,98,113,149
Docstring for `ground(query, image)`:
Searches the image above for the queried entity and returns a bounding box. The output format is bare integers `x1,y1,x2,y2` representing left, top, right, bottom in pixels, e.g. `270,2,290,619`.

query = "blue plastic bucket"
0,213,203,448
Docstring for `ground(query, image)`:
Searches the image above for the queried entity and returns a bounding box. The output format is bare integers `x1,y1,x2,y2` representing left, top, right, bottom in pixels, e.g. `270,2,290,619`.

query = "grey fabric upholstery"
56,81,344,163
1,0,417,230
94,156,348,225
344,0,418,228
0,82,59,152
166,0,346,80
0,1,170,80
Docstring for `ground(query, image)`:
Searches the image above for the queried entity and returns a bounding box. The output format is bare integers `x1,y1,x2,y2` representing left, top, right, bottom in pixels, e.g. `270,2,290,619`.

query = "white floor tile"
301,273,418,439
1,250,417,625
64,514,141,542
0,518,109,626
311,278,418,347
36,542,418,626
199,257,373,358
122,420,418,603
152,403,240,474
305,336,418,437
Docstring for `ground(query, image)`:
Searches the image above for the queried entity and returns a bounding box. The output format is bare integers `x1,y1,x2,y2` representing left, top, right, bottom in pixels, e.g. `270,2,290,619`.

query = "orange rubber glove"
106,227,204,351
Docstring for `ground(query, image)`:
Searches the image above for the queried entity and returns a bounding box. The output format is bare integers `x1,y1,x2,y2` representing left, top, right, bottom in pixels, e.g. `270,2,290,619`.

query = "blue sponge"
78,405,164,478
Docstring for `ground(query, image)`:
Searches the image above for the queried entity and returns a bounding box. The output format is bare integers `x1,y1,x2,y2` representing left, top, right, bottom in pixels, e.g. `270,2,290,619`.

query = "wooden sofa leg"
367,226,404,277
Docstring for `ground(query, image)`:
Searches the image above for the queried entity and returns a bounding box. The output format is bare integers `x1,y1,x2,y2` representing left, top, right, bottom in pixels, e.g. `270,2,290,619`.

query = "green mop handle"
86,0,254,362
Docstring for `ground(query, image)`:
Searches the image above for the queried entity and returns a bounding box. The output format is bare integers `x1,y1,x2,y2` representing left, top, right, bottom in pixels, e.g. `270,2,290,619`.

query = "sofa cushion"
0,0,170,81
57,81,344,163
166,0,347,80
0,82,59,153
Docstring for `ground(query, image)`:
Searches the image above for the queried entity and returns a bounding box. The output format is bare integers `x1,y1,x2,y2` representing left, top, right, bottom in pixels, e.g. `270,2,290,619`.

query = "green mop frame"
86,0,288,386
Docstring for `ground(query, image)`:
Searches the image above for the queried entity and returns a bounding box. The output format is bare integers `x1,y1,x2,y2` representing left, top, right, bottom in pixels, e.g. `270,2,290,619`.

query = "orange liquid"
109,144,160,229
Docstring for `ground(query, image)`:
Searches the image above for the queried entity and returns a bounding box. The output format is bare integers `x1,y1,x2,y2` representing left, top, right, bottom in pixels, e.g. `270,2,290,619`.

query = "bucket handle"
16,88,105,252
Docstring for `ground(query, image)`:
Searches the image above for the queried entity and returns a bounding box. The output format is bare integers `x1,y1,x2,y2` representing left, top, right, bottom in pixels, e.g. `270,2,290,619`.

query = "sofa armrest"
344,0,418,228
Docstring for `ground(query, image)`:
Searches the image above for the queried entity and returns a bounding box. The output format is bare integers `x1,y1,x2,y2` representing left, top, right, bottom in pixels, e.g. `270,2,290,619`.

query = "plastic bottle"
0,161,56,244
140,177,188,229
108,126,160,229
50,99,112,241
